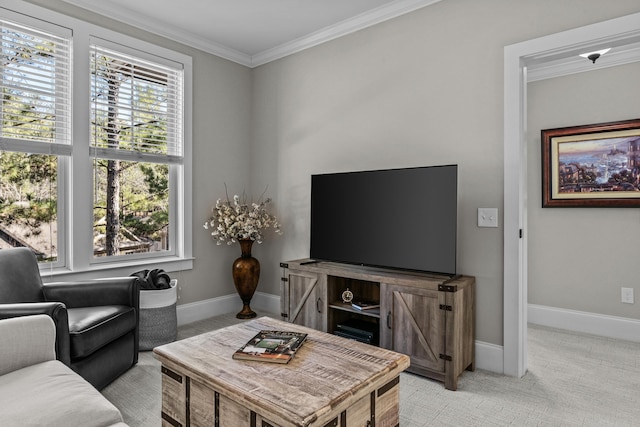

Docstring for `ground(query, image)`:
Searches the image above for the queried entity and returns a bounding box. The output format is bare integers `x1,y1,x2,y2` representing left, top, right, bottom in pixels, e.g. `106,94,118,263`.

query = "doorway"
503,12,640,377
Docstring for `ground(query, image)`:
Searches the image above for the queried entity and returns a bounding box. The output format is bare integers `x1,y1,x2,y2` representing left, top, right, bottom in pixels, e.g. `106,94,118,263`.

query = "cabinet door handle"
316,297,322,313
386,311,392,329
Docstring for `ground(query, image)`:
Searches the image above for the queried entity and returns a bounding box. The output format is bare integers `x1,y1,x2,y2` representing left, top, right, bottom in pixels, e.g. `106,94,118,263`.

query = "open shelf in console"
327,275,380,345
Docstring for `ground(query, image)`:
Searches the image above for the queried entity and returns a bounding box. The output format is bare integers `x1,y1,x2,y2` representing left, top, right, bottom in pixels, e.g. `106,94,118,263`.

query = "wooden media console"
280,259,475,391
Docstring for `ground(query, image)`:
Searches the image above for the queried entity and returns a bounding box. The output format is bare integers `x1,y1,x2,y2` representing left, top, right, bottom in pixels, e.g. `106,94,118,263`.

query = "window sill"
40,256,194,283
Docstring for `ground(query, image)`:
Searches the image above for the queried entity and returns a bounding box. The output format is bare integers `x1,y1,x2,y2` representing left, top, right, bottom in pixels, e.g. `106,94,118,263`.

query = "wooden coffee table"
154,316,410,427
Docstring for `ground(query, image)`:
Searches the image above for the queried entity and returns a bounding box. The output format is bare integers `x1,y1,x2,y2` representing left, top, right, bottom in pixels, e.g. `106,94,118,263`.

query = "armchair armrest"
0,315,56,376
0,303,71,365
43,277,140,309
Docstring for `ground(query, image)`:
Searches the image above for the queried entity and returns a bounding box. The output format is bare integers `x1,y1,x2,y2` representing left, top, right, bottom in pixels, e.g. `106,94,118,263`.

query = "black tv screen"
310,165,457,275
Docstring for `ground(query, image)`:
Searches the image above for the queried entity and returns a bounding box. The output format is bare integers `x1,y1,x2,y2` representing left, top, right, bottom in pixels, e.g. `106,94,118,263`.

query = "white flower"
204,192,282,245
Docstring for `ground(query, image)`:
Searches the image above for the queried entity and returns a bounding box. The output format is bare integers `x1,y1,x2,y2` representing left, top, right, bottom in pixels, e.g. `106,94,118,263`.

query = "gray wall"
26,0,640,346
251,0,640,346
528,62,640,319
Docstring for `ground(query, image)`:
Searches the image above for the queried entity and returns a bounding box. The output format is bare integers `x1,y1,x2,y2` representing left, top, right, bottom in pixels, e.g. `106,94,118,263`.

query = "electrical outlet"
621,287,634,304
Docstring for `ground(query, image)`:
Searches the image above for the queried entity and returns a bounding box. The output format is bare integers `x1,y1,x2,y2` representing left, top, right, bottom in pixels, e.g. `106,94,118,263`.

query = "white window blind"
90,43,183,164
0,2,192,275
0,16,71,150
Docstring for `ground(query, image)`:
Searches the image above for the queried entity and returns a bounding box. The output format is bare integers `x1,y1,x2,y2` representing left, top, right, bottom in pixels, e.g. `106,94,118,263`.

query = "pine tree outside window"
0,4,192,276
90,41,183,259
0,14,70,265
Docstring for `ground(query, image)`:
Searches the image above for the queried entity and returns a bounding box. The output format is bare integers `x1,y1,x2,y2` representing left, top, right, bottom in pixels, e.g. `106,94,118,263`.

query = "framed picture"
541,118,640,207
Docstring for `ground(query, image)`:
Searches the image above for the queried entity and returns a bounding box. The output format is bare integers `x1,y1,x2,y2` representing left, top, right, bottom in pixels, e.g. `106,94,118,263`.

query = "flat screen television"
310,165,457,275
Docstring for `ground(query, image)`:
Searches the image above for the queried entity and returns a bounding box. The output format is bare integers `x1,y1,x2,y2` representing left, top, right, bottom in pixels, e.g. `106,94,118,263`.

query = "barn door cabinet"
279,265,327,331
280,259,475,390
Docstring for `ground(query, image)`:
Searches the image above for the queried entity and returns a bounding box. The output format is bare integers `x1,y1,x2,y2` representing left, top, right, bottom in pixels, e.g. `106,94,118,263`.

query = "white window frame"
1,1,193,280
0,8,71,269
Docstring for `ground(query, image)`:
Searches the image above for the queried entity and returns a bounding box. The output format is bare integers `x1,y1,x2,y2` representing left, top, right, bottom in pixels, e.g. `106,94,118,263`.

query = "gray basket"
139,279,177,350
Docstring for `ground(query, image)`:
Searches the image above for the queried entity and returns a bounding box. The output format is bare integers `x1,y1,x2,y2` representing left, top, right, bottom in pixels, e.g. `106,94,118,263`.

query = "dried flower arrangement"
204,190,282,245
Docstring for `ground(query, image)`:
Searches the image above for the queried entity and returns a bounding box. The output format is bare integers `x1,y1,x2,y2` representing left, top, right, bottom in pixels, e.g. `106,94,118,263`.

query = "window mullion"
69,31,93,272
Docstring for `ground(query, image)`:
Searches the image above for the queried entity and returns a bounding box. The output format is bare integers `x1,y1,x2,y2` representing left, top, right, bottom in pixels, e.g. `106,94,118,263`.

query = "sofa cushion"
0,315,55,376
67,305,136,359
0,360,125,427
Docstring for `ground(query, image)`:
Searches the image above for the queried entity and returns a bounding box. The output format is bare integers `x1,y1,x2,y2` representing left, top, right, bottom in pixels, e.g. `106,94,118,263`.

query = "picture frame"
541,118,640,207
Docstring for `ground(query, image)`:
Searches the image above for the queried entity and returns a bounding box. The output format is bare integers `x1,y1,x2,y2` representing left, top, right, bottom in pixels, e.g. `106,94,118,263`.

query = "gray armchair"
0,247,140,390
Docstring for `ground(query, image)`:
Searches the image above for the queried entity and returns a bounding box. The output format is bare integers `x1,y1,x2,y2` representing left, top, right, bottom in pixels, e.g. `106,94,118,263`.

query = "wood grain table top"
153,316,410,425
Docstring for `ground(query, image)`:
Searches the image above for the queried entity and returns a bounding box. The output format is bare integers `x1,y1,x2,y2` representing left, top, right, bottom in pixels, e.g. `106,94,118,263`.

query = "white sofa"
0,315,128,427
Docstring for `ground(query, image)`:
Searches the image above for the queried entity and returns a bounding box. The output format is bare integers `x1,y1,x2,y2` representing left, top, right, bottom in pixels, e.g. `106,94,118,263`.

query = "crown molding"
58,0,442,68
58,0,253,66
250,0,442,67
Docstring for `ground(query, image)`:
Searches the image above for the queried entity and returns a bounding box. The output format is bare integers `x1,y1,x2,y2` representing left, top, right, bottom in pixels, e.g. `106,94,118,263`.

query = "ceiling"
59,0,442,67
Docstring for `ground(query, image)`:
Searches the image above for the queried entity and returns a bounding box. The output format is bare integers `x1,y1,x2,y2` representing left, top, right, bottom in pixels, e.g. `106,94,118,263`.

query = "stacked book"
350,300,380,311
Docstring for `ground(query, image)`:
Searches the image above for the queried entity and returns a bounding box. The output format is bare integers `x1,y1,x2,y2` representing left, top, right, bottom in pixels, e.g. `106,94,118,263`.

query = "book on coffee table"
232,330,308,364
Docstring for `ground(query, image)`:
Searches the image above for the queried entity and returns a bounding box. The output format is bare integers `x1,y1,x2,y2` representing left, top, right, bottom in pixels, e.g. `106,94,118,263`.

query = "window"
90,41,183,260
0,5,192,276
0,14,71,264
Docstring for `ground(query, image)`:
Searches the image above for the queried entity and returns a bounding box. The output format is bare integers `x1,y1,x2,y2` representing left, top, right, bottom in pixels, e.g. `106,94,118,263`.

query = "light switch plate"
478,208,499,228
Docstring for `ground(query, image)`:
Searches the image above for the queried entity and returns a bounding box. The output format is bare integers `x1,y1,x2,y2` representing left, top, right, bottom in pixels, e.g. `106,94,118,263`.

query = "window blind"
90,44,183,163
0,17,71,147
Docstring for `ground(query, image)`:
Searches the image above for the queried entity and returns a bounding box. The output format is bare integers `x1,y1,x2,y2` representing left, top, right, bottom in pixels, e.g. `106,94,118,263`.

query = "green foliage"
92,159,169,244
0,153,56,234
91,52,172,245
1,33,173,255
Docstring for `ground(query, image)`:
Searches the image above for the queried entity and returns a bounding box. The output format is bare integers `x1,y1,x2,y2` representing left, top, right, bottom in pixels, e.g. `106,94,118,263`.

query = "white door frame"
503,12,640,377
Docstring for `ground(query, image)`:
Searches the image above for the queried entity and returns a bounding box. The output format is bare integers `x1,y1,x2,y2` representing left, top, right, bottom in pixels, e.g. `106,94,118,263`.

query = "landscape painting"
542,118,640,207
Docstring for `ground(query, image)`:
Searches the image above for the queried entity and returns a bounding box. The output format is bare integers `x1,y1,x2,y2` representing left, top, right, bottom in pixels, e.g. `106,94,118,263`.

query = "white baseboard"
528,303,640,343
176,293,237,325
176,292,281,326
461,305,640,376
251,291,282,315
176,292,505,373
475,341,503,374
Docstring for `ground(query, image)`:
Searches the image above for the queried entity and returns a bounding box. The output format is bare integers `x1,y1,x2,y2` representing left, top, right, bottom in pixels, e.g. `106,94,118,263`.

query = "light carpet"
102,312,640,426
